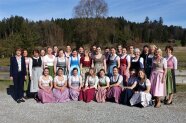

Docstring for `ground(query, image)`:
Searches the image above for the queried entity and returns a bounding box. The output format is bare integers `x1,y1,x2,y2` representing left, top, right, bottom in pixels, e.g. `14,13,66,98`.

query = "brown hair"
165,45,173,52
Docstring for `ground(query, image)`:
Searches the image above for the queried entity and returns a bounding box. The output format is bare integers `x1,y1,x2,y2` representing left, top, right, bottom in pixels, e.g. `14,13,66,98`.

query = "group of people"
10,44,177,108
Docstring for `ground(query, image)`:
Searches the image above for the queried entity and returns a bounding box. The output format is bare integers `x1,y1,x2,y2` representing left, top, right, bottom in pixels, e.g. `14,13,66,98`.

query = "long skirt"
130,92,152,107
96,87,107,103
53,88,70,103
38,87,55,103
48,66,54,78
166,69,176,95
120,65,129,85
120,89,134,105
69,65,80,76
150,71,166,97
81,67,90,85
107,86,122,103
30,67,42,93
79,88,96,103
69,87,80,101
24,70,30,92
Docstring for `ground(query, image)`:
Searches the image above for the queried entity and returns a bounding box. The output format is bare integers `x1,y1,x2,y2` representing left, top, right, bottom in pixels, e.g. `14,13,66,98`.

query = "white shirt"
121,54,131,63
39,75,53,86
44,55,55,66
54,75,67,86
68,75,82,86
165,55,178,69
85,76,99,88
16,56,22,72
99,76,110,86
110,74,123,84
109,54,120,61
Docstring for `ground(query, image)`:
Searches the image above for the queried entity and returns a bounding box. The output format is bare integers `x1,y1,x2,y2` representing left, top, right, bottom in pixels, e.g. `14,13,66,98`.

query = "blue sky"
0,0,186,28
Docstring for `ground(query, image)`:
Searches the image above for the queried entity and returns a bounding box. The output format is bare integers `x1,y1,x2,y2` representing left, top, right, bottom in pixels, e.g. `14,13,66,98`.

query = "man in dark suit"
10,48,27,103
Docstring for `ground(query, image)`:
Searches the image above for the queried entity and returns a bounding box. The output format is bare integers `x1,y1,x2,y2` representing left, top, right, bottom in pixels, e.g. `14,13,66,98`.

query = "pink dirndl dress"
38,75,55,103
150,58,167,97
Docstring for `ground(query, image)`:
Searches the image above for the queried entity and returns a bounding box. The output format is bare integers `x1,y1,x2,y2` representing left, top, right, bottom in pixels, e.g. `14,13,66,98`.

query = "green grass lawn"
0,57,10,66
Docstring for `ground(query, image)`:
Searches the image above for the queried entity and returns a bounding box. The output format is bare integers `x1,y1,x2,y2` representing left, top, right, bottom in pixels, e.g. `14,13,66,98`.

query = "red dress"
120,55,129,84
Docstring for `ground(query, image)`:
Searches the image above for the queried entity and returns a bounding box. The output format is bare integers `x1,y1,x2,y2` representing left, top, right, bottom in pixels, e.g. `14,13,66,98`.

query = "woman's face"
23,50,28,57
34,51,39,57
89,69,94,75
54,46,58,53
113,68,118,75
73,70,78,76
44,69,49,76
40,50,45,56
96,47,101,54
111,48,116,54
130,71,136,77
118,46,122,52
84,51,89,56
143,47,149,54
122,48,127,54
150,46,156,53
155,51,161,58
166,48,172,55
47,48,53,55
66,46,71,52
135,51,140,57
99,71,105,77
138,70,145,79
72,51,77,56
58,50,64,57
130,46,134,53
16,50,21,56
58,69,63,76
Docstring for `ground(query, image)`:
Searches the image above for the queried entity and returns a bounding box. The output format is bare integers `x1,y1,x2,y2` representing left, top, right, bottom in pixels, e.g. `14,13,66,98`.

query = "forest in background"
0,15,186,57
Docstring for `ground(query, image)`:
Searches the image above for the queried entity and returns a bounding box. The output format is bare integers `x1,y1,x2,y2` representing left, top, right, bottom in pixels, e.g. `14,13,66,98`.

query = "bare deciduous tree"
73,0,108,18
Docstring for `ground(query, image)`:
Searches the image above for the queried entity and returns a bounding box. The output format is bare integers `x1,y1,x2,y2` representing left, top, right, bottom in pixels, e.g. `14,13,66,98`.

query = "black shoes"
16,98,25,103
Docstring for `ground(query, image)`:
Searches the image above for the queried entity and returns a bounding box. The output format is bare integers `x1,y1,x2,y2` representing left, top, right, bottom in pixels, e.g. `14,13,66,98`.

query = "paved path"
0,91,186,123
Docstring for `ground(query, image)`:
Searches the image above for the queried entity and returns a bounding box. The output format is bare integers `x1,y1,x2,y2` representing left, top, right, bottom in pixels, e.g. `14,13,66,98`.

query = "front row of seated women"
38,66,152,108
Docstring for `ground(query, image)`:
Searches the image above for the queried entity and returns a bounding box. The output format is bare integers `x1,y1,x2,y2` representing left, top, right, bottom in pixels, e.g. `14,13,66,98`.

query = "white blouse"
85,76,99,88
121,54,131,62
39,75,53,86
131,57,144,68
99,76,110,86
165,55,178,69
44,55,55,66
109,54,120,61
68,75,82,86
54,75,67,87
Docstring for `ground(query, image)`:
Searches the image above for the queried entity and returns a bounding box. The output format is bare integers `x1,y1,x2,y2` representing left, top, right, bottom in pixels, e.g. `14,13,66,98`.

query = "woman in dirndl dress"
145,44,157,79
23,49,31,98
68,68,83,101
29,49,43,98
120,69,138,105
92,46,107,74
53,68,70,103
120,47,131,85
68,49,81,76
107,47,120,77
130,69,152,107
130,48,144,73
79,68,99,103
54,49,68,76
44,47,55,78
80,49,92,85
164,46,177,105
107,66,123,103
96,69,110,103
150,49,167,108
38,68,55,103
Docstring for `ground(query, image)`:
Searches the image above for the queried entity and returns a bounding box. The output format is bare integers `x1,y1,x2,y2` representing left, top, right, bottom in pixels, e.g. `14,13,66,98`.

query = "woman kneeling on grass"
38,67,55,103
130,69,152,107
79,68,99,103
53,68,70,103
96,69,110,103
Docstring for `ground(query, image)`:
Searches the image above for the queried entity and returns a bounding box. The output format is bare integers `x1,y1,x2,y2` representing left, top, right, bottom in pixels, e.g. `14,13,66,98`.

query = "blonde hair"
150,44,157,49
156,48,163,56
134,48,140,53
